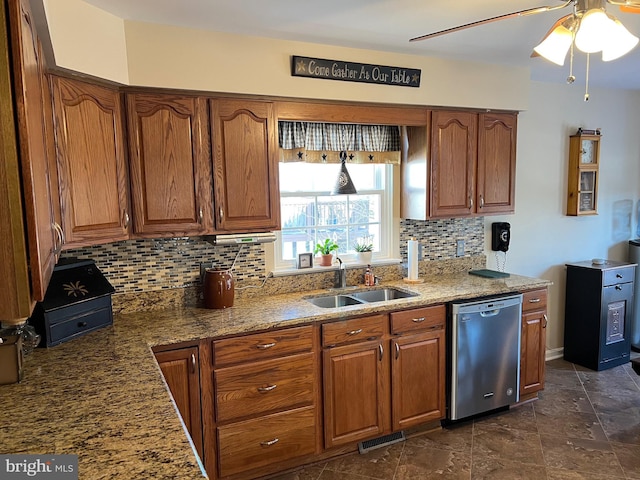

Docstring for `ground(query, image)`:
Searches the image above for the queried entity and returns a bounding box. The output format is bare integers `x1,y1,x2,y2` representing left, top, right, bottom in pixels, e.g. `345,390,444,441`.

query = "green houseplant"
314,238,339,266
354,237,373,264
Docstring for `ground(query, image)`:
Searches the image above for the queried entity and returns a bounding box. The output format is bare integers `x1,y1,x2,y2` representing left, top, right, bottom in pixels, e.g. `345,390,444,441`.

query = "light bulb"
533,21,574,65
575,9,613,53
602,16,639,61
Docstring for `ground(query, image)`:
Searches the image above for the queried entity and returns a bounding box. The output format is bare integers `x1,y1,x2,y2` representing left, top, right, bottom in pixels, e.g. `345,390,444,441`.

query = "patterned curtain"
278,121,401,164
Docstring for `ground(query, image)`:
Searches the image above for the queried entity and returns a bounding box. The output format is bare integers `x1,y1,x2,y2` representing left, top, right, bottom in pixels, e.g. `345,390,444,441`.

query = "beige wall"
122,21,529,111
486,82,640,356
41,1,640,358
43,0,128,84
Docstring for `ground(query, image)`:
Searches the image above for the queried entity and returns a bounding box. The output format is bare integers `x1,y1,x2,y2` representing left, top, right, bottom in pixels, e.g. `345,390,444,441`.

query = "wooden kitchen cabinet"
210,99,280,232
51,76,130,247
4,0,60,306
322,315,390,448
209,325,318,479
126,93,213,237
405,110,517,220
154,344,204,459
476,112,517,214
566,133,600,216
390,305,446,430
520,288,548,399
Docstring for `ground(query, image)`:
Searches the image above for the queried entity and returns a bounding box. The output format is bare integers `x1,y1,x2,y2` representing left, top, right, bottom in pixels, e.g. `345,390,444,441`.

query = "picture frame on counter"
297,253,313,269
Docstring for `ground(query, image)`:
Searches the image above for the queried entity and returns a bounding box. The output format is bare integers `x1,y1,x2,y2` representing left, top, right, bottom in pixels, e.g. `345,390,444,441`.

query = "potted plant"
314,238,339,266
354,237,373,264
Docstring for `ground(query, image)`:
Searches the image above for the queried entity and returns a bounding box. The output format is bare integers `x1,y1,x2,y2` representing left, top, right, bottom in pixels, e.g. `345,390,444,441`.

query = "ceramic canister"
203,269,235,309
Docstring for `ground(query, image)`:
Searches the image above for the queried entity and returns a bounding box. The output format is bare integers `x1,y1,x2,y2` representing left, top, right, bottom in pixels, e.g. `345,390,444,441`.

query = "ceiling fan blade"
607,0,640,11
410,2,572,42
620,5,640,13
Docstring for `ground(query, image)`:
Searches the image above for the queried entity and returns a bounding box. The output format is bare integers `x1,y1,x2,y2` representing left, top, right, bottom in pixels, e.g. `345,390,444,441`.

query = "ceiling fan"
410,0,640,98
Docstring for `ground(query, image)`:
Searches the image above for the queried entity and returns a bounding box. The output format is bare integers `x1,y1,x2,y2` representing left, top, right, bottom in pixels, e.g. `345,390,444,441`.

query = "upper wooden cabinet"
126,93,213,237
211,99,280,232
51,76,130,247
7,0,59,305
477,112,517,215
430,110,478,218
402,110,517,220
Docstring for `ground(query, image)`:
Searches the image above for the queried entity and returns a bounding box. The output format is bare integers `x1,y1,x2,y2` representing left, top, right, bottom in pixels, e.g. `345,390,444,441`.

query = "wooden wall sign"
291,56,421,88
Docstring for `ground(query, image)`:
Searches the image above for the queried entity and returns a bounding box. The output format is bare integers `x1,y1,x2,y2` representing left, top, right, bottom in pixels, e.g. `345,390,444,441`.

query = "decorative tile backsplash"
61,218,484,297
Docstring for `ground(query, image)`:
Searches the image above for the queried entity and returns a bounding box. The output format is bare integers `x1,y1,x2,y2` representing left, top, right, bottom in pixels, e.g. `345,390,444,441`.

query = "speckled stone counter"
0,271,550,479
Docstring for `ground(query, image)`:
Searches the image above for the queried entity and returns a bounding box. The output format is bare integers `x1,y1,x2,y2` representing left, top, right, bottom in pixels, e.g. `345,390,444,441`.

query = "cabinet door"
392,329,445,430
430,111,477,218
51,76,130,246
477,112,517,214
8,0,58,302
520,309,546,396
127,93,213,236
211,99,280,232
155,346,203,459
322,339,390,448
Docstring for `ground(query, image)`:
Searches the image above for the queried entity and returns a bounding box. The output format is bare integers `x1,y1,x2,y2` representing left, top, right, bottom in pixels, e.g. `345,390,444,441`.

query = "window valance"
278,121,401,164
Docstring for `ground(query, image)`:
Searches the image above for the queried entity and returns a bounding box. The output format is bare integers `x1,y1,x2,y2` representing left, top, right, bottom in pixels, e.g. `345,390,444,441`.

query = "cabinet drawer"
522,289,547,312
213,325,312,366
603,267,635,286
390,305,445,334
214,352,314,422
322,314,387,347
217,406,316,478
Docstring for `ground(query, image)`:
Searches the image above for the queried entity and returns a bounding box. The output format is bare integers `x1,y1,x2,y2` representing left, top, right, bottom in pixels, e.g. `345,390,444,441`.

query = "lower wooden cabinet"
520,288,548,398
154,344,204,459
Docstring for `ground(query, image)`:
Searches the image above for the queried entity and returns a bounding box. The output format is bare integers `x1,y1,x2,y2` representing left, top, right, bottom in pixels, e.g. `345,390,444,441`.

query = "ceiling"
84,0,640,90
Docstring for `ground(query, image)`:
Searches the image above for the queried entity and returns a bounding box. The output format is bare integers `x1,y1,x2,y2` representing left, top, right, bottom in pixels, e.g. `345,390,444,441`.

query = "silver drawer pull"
260,438,279,447
257,384,277,393
412,317,426,323
347,328,362,336
528,298,541,303
256,342,276,349
616,273,623,278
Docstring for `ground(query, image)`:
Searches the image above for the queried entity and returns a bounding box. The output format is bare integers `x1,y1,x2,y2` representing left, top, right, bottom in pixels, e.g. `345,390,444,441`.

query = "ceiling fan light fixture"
533,15,576,65
601,15,639,61
574,8,613,53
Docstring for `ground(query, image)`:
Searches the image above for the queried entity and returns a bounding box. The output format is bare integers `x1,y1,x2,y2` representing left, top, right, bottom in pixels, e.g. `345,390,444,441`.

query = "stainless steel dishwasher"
449,293,523,421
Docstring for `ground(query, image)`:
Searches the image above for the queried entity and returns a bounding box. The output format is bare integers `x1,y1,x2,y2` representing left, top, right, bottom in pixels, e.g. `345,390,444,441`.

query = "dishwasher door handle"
480,309,500,317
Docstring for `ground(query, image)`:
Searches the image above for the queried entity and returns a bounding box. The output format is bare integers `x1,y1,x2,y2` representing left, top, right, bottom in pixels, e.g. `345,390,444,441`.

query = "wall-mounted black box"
30,258,115,347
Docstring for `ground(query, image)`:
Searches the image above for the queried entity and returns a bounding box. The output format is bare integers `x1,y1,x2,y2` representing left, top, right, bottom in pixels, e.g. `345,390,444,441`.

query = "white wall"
486,81,640,354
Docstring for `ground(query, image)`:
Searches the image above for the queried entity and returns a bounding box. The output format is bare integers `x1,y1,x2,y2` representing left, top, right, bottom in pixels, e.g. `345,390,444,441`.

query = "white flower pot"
357,251,373,264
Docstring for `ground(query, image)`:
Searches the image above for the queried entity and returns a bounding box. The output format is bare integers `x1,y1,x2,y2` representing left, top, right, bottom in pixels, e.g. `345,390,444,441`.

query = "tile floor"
270,358,640,479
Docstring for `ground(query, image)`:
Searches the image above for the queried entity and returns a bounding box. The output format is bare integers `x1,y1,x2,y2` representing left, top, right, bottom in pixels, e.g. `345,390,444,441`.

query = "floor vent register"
358,431,406,454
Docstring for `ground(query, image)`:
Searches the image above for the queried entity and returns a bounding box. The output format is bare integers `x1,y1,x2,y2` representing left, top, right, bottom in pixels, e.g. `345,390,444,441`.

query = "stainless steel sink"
305,287,418,308
306,295,364,308
350,288,418,302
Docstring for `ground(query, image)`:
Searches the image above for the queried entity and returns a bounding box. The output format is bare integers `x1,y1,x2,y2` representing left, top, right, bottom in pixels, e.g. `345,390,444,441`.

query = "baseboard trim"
546,347,563,361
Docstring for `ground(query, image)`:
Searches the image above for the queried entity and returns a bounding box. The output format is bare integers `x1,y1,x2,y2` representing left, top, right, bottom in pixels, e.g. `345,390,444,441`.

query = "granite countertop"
0,272,550,479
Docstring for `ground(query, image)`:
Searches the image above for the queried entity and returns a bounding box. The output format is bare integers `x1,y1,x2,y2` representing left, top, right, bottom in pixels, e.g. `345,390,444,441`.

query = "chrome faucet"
335,257,347,288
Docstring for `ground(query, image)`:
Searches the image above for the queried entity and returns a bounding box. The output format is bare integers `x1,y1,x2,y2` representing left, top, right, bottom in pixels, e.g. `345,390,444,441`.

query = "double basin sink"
305,287,418,308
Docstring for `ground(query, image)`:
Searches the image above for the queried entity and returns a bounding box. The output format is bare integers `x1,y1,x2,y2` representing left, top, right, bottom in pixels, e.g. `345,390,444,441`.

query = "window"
275,162,393,270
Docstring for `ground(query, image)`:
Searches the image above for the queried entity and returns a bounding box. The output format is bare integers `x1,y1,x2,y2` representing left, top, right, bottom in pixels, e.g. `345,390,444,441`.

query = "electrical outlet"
456,239,465,257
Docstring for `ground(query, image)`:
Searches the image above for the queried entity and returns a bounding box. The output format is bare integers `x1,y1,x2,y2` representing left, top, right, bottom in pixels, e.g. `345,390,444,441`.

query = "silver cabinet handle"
260,438,279,447
257,384,277,393
529,298,541,303
198,206,203,223
543,314,548,328
469,195,474,209
123,211,130,228
615,285,623,290
412,317,425,323
616,273,623,278
378,343,384,361
395,342,400,360
256,342,276,350
191,353,196,374
52,222,64,254
479,194,484,208
219,206,224,223
347,328,362,336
